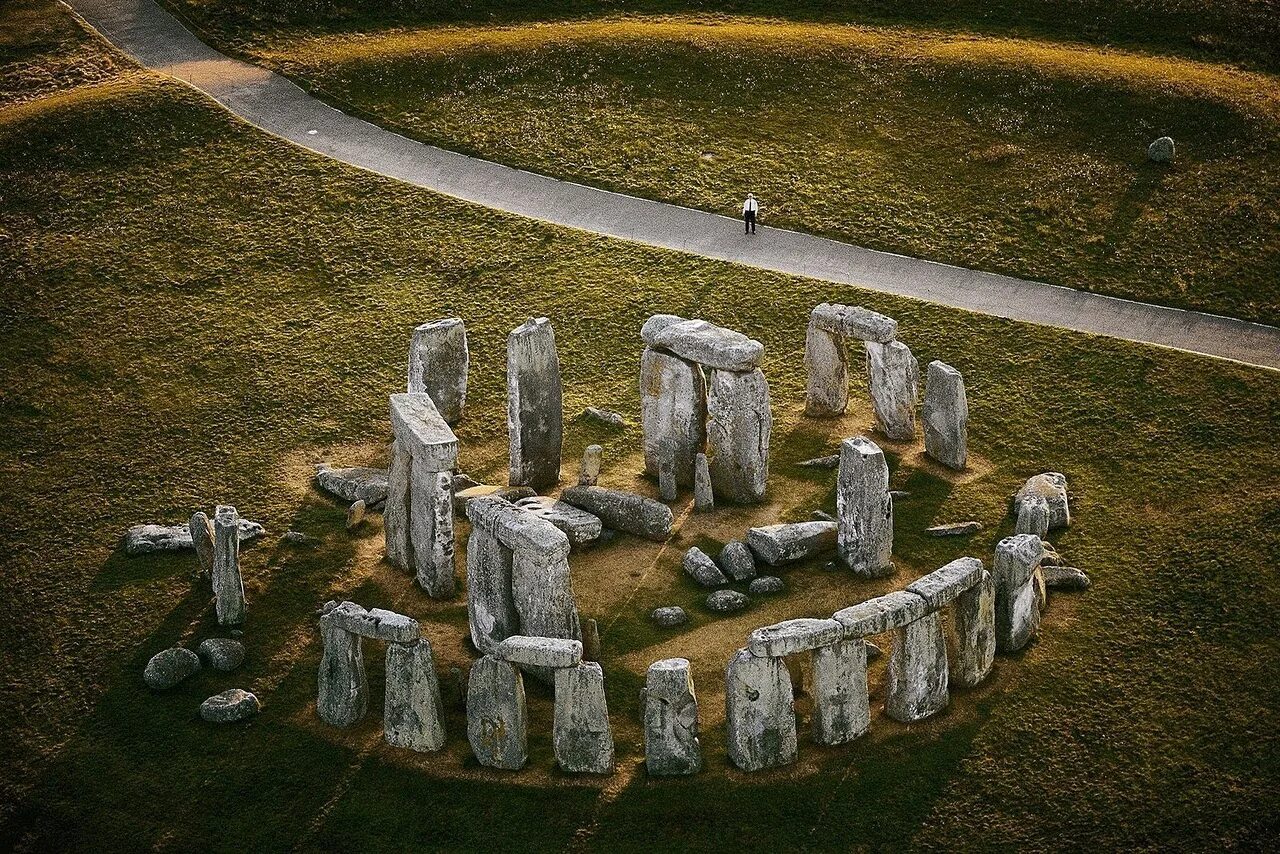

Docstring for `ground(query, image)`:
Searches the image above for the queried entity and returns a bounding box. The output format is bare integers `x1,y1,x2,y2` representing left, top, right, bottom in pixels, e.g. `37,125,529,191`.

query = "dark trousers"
744,210,756,233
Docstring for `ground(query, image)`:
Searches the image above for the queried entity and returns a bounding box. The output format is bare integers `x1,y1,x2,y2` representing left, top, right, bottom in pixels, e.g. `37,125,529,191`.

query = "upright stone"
553,662,615,774
384,439,412,569
465,528,518,654
466,655,528,770
693,453,714,511
643,658,701,776
190,511,215,578
865,340,919,441
212,505,246,626
811,639,870,745
316,623,367,728
836,437,893,577
507,318,563,490
410,458,455,597
993,534,1044,653
885,605,949,722
582,618,601,662
578,444,602,487
725,648,797,771
804,320,848,417
1013,473,1070,530
1015,495,1050,538
388,394,458,594
512,542,580,645
407,317,468,425
640,347,706,486
953,569,996,687
658,445,678,501
706,368,771,504
922,360,967,470
384,639,446,752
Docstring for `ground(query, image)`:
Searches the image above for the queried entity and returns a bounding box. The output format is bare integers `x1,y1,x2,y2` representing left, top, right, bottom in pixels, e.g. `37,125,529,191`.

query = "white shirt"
743,197,759,214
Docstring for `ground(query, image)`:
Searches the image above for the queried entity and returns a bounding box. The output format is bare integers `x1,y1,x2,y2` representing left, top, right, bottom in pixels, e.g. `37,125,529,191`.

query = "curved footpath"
66,0,1280,371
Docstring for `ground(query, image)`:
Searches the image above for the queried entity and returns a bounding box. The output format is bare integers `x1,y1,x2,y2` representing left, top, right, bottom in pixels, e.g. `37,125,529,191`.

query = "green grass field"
2,1,1279,850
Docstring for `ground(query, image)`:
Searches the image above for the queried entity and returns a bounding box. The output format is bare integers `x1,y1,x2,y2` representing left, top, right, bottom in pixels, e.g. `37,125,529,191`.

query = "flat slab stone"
125,519,264,555
810,303,897,343
389,393,458,470
144,647,200,690
495,635,583,670
320,600,420,643
513,496,602,546
642,314,764,371
834,589,926,638
706,589,749,614
200,689,260,723
926,521,982,537
746,521,837,565
906,557,984,610
725,648,797,771
560,486,673,541
683,547,728,587
748,618,843,658
643,658,701,776
466,495,570,557
718,540,757,582
315,464,389,506
652,606,689,627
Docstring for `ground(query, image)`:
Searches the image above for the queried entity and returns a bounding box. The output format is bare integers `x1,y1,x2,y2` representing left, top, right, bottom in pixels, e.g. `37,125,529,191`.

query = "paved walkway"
68,0,1280,371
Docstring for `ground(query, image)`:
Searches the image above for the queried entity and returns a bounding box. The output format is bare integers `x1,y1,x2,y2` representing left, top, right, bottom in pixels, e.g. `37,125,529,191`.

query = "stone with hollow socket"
836,437,893,577
683,547,728,587
748,618,843,658
719,540,757,582
514,496,602,546
507,318,563,490
316,464,389,507
1013,472,1070,530
144,647,201,690
746,521,837,566
643,314,764,372
553,662,615,773
316,621,367,727
407,317,468,425
906,556,984,610
578,444,602,486
993,534,1044,653
465,527,518,655
560,486,673,541
811,639,870,745
466,655,527,770
885,605,949,722
190,511,215,577
810,302,897,343
953,569,996,688
725,648,797,771
693,453,714,511
640,347,706,486
643,658,701,775
200,689,259,723
922,360,968,470
866,340,919,441
212,505,246,626
834,589,926,638
466,494,570,557
385,638,446,752
495,635,583,670
706,368,771,504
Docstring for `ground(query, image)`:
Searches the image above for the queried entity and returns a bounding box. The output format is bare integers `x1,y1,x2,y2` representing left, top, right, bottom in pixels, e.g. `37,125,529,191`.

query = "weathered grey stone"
389,393,459,472
693,453,714,512
1015,494,1050,537
407,317,468,425
495,486,537,503
718,540,757,582
466,494,571,557
749,618,843,658
212,505,246,627
683,547,728,587
465,527,518,654
706,589,749,614
953,569,996,688
553,662,614,774
583,407,625,428
316,623,367,727
507,318,563,490
810,303,897,344
190,512,215,578
993,534,1044,653
798,454,841,469
408,461,454,597
1013,472,1070,530
316,464,390,506
706,368,771,504
639,313,683,342
834,589,926,638
803,320,848,417
143,647,201,690
725,648,797,771
466,656,527,770
513,496,602,546
385,638,446,752
811,639,870,745
652,606,689,627
746,521,837,566
658,449,678,501
643,658,701,775
1043,565,1091,591
197,638,244,672
582,618,601,662
646,316,764,372
1148,136,1175,163
926,521,982,537
885,605,949,722
906,557,984,610
922,361,968,470
512,547,581,647
836,437,893,577
560,486,673,541
865,340,919,441
495,635,583,669
346,499,367,530
199,689,260,723
282,530,318,545
640,347,706,486
749,575,785,595
578,444,602,487
384,438,412,569
125,518,264,556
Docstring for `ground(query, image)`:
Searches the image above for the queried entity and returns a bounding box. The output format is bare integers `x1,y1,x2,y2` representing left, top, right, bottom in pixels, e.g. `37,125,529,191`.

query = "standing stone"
410,457,455,597
993,534,1044,653
706,368,771,504
407,317,468,425
804,319,848,417
388,394,458,592
865,340,919,441
316,623,367,728
512,545,580,644
212,505,246,626
640,347,706,486
953,569,996,688
582,618,601,662
658,447,678,501
507,318,563,490
553,662,615,774
190,511,215,578
811,639,870,745
466,656,528,770
384,439,412,569
1015,495,1050,538
384,639,446,752
643,658,701,776
836,437,893,577
725,648,797,771
922,360,968,470
465,528,518,655
718,540,757,582
693,453,714,512
885,605,949,723
578,444,602,487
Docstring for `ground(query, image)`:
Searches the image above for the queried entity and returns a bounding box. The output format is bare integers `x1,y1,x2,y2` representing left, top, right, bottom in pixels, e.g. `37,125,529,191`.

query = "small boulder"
706,590,749,614
749,575,785,595
199,689,260,723
718,540,757,582
683,547,728,587
143,647,201,690
197,638,245,672
1148,136,1175,163
925,521,983,537
282,530,318,545
583,407,626,428
652,606,689,627
1043,565,1091,591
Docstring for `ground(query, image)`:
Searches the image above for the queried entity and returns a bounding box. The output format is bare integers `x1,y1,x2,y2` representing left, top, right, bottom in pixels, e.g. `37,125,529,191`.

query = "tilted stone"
466,495,571,557
718,540,757,582
407,317,468,425
321,601,420,643
1013,472,1070,530
1043,565,1091,591
212,505,246,627
643,314,764,372
748,618,843,658
143,647,201,691
389,393,459,471
746,521,837,566
906,557,984,610
316,621,367,727
811,639,870,745
803,320,849,417
466,656,527,770
583,407,625,427
834,589,926,639
495,635,583,670
885,605,949,722
385,638,446,752
922,360,968,470
553,662,615,774
346,499,367,531
640,347,706,487
693,453,714,511
706,368,771,504
725,648,797,771
125,518,264,556
809,303,898,344
466,528,518,655
507,318,563,490
514,496,602,546
683,547,728,587
560,486,673,541
190,511,215,578
953,569,996,688
578,444,602,486
315,464,390,506
643,658,701,776
993,534,1044,653
865,340,919,441
384,438,412,570
836,436,893,577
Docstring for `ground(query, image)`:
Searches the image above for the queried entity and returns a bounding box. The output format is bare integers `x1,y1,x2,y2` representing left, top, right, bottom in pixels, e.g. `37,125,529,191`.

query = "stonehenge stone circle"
467,655,528,770
693,452,714,511
836,437,893,577
719,540,757,581
507,318,563,490
643,658,702,776
865,340,919,441
578,444,602,487
683,547,729,587
190,511,215,577
706,367,771,504
725,648,797,771
386,393,459,597
993,534,1045,652
885,604,950,722
385,638,446,752
803,303,897,417
407,317,468,425
640,347,707,486
560,486,674,541
811,639,870,745
212,504,246,626
953,569,996,688
552,662,615,774
922,360,968,470
746,520,837,565
143,647,201,690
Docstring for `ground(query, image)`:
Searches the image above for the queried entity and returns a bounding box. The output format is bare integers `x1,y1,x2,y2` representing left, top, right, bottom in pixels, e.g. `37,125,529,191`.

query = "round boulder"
748,575,786,595
200,689,260,723
198,638,245,672
1148,136,1175,163
651,606,689,628
143,647,201,690
706,590,749,614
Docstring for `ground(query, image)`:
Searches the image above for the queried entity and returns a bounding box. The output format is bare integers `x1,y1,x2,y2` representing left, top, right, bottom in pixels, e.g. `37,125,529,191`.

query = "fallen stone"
466,495,571,557
797,454,841,469
866,340,919,441
143,647,201,690
583,407,625,427
560,486,673,541
513,496,602,546
953,569,996,688
466,655,527,770
1040,542,1066,567
748,618,843,658
809,303,897,344
922,360,968,470
346,499,367,530
718,540,757,582
282,530,319,545
834,589,926,638
643,658,701,775
578,444,602,487
197,638,244,672
495,635,583,670
452,472,482,492
811,639,870,745
640,347,707,487
190,511,215,578
926,521,982,537
885,605,949,722
746,521,837,565
124,518,264,555
1013,472,1070,530
706,590,749,614
725,648,797,771
706,368,771,504
749,575,785,595
495,486,537,503
837,436,893,577
507,317,563,490
453,485,505,516
693,453,714,512
407,317,468,425
385,638,446,752
199,689,260,723
553,662,615,774
906,556,984,610
212,505,246,627
644,315,764,372
652,606,689,627
683,547,728,587
315,464,390,507
1043,565,1091,591
1148,136,1175,163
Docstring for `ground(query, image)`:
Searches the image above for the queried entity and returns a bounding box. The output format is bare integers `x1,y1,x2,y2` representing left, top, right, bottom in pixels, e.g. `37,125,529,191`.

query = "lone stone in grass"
387,393,459,598
1148,136,1175,163
836,437,893,577
719,540,757,582
707,367,771,504
707,589,749,613
693,452,714,512
385,638,446,752
212,504,246,626
643,658,701,775
466,655,528,770
866,340,919,441
812,639,870,745
316,613,368,728
953,569,996,687
553,662,615,774
725,648,797,771
200,689,260,723
190,511,215,579
640,347,707,487
578,444,602,487
993,534,1045,652
507,318,563,490
683,547,728,587
143,647,201,691
407,317,468,425
885,595,949,723
652,606,689,627
922,360,968,470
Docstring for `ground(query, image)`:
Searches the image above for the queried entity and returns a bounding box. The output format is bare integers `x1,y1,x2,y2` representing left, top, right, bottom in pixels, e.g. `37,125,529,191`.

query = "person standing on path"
742,193,759,234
